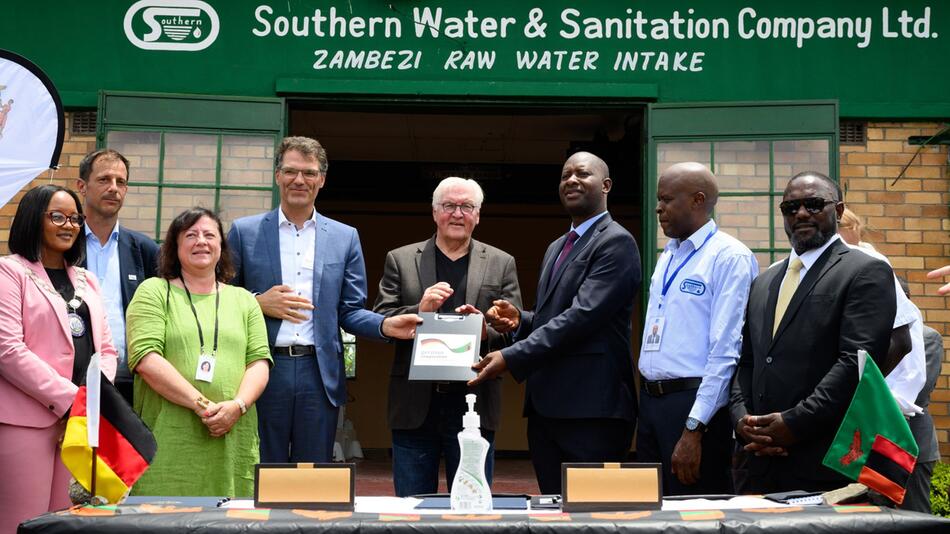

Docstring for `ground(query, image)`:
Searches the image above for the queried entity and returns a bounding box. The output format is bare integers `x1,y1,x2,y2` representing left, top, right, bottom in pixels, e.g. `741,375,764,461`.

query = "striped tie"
773,258,804,336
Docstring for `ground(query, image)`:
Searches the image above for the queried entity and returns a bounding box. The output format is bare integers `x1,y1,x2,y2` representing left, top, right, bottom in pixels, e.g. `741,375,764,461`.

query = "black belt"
272,345,315,357
433,382,469,395
642,377,702,397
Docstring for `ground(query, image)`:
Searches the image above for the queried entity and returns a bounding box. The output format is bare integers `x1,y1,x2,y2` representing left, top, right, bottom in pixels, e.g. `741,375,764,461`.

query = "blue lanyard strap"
661,228,717,298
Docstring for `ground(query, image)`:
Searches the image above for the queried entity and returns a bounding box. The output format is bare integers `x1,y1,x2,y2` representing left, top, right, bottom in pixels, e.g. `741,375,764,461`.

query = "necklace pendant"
68,312,86,337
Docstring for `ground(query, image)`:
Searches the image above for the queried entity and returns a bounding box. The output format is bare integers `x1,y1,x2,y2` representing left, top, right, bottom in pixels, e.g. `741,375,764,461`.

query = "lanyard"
660,228,717,302
181,279,220,356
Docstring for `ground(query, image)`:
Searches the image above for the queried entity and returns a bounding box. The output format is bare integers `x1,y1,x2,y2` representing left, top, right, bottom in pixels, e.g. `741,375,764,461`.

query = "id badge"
196,353,216,383
642,316,666,352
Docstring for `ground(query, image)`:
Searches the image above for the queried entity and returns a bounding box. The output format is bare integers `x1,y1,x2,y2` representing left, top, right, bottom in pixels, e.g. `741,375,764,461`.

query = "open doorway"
287,103,645,453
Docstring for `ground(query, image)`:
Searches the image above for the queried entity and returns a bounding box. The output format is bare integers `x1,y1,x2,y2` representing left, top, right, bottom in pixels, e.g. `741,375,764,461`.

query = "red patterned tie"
550,231,579,282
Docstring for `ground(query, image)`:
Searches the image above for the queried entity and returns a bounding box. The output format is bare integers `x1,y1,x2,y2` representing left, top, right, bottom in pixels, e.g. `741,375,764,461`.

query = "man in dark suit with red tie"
470,151,641,494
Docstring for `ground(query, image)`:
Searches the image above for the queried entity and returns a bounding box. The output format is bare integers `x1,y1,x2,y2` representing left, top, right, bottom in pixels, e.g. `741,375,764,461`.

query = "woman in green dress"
126,208,271,496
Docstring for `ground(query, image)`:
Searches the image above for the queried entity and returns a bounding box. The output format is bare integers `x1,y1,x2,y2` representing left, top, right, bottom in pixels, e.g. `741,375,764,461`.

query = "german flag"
61,371,157,504
822,351,918,504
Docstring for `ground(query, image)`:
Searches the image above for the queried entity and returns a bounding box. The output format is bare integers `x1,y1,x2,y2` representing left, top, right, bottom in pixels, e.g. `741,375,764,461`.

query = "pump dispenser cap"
463,393,480,429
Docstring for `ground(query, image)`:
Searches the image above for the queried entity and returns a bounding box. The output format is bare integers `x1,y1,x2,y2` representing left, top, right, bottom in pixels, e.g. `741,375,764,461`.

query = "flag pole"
90,447,97,503
85,353,101,504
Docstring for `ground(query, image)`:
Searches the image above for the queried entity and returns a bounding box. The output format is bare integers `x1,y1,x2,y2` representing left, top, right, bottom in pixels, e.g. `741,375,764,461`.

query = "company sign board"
2,1,948,117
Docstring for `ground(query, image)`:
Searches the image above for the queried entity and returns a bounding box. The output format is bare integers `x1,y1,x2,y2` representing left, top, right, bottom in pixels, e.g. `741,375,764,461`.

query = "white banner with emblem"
0,49,63,208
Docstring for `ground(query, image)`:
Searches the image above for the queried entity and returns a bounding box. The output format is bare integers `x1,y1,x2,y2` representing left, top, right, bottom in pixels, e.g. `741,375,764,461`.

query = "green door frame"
643,100,840,312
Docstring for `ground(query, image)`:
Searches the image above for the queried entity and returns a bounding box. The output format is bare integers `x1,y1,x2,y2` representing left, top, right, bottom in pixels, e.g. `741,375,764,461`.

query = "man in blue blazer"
228,136,420,463
471,151,641,494
77,149,159,405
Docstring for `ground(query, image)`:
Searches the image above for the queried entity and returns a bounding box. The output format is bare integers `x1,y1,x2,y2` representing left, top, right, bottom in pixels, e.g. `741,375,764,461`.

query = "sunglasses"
779,197,837,216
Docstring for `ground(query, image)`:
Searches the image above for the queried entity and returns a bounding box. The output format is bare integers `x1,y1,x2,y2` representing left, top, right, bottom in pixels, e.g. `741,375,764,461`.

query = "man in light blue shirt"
77,149,159,405
638,162,757,495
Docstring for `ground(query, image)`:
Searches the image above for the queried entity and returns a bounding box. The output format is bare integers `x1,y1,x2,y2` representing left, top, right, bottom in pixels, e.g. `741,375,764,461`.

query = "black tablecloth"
18,502,949,534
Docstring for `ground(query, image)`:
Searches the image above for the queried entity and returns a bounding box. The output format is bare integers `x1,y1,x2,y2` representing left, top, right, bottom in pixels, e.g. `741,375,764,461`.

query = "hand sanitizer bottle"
450,394,492,512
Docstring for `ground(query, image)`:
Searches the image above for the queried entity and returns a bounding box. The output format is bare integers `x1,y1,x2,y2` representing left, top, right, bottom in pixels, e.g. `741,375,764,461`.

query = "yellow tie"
773,258,804,336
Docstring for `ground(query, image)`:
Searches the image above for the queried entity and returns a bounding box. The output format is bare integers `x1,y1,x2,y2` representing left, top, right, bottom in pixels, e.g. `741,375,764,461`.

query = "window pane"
713,141,770,192
106,131,161,179
123,185,159,238
754,252,775,274
772,201,803,252
105,131,161,238
715,195,772,250
164,133,218,185
160,189,216,235
221,135,275,187
772,139,830,183
657,141,711,175
218,190,272,233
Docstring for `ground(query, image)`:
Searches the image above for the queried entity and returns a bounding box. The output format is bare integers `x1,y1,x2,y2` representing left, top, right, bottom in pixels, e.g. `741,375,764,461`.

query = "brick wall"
841,122,950,459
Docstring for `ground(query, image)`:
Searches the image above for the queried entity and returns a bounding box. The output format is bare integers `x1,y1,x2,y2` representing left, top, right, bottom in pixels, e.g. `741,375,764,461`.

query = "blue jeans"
391,390,495,497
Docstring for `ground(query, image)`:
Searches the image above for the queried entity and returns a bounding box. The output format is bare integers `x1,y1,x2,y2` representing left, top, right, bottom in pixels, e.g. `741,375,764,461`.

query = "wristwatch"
685,417,706,432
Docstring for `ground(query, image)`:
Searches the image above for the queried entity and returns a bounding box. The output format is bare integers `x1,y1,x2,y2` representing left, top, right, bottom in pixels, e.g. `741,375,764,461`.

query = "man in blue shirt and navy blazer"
77,149,159,406
228,136,420,463
639,162,757,495
471,151,641,495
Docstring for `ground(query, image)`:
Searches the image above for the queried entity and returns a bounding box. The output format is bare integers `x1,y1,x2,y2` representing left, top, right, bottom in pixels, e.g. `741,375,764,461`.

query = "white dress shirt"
848,244,925,416
639,220,758,424
85,223,126,378
274,208,317,347
570,210,608,237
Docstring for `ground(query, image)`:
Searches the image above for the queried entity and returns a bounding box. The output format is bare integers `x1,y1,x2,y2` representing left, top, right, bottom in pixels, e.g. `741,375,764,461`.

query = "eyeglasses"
779,197,837,216
279,167,322,180
439,203,477,215
46,211,85,227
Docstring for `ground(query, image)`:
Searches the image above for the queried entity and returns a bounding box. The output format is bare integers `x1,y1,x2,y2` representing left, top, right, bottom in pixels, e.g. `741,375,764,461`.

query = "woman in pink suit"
0,185,117,532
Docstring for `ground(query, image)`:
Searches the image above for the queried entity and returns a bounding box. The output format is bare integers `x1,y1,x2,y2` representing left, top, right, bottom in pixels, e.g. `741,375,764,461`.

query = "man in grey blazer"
373,177,521,497
228,136,420,464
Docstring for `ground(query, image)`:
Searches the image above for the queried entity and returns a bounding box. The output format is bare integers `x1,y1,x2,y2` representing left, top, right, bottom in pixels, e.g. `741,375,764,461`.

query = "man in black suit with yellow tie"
470,151,641,495
730,171,896,493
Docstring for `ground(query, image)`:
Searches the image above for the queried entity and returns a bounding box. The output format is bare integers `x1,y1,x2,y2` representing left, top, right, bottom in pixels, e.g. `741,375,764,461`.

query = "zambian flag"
61,354,157,504
822,350,919,504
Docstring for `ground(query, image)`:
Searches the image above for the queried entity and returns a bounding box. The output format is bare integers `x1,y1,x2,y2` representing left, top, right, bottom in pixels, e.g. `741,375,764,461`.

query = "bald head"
655,162,719,239
661,162,719,214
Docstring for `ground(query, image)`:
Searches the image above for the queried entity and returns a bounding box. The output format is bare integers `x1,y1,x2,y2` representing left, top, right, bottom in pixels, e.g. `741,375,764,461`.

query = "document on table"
662,496,796,510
